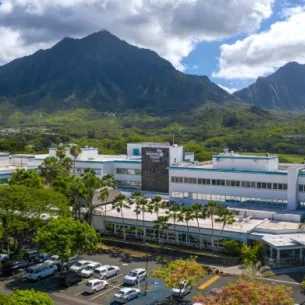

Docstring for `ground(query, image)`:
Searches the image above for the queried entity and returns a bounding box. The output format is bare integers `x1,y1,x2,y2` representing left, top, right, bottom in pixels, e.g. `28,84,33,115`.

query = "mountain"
0,30,236,115
234,62,305,110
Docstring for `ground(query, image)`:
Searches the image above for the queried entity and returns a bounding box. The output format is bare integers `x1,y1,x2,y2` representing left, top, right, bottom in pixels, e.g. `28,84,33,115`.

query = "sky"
1,0,305,93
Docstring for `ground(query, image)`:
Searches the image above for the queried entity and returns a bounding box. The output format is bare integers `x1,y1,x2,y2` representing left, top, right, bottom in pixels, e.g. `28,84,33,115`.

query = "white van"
26,263,57,281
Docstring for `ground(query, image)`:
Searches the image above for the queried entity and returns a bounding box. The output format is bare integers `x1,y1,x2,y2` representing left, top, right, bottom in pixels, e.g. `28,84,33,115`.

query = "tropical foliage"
0,289,53,305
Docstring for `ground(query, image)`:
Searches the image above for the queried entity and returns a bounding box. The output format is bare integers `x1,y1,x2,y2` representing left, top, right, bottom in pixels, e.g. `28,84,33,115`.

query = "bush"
222,239,243,256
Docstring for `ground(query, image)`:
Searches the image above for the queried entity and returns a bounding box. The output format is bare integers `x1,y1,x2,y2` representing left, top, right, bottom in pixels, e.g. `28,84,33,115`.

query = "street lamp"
144,242,149,296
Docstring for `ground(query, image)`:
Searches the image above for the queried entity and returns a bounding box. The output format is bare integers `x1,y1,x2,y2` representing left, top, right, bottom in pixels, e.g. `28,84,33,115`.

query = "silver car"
114,288,140,303
172,280,192,297
84,279,108,294
123,268,147,285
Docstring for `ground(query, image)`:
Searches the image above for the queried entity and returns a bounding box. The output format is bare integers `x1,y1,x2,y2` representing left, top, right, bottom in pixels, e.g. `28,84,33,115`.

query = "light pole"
144,243,149,296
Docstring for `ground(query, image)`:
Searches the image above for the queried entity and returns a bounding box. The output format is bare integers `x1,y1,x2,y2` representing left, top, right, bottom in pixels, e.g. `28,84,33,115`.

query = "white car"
172,281,192,297
80,262,102,278
26,263,57,281
124,268,147,285
84,279,108,294
69,260,91,273
92,265,120,279
0,254,9,262
114,287,141,303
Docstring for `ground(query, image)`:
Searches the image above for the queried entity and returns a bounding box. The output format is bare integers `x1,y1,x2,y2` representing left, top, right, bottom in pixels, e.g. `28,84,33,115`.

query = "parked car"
51,255,81,271
84,279,108,294
2,260,34,275
69,260,91,273
0,254,9,263
24,250,40,262
59,270,81,287
114,288,141,303
92,265,120,279
26,262,57,281
124,268,147,285
172,281,192,298
80,262,102,278
33,253,50,264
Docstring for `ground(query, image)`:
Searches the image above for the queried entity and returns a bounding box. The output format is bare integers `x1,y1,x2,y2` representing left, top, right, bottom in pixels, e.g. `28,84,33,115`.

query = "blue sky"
1,0,305,93
182,0,305,91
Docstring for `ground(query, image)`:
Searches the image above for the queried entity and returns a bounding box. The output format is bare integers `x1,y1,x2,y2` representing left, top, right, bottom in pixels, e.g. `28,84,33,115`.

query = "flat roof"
213,153,278,160
262,234,305,248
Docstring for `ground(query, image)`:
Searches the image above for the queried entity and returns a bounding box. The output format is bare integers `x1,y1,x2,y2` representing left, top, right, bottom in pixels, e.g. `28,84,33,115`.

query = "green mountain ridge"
0,30,237,115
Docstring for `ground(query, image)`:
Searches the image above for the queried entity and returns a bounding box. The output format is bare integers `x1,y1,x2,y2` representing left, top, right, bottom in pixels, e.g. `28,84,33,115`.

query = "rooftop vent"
265,153,270,157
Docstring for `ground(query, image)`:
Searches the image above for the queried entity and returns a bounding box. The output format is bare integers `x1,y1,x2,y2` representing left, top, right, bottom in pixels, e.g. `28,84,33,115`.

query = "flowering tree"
151,257,206,290
193,279,294,305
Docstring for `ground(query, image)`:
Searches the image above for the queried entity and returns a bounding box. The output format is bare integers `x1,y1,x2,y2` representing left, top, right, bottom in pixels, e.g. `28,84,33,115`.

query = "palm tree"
166,204,181,244
299,222,305,229
153,216,171,245
139,198,150,242
178,206,194,244
206,201,219,248
99,187,110,215
81,169,101,225
56,145,66,160
70,145,82,174
191,203,206,249
39,157,62,188
9,169,45,189
99,174,118,215
61,157,73,174
132,202,142,239
129,191,145,238
112,194,130,241
149,196,167,219
242,261,274,280
215,207,236,247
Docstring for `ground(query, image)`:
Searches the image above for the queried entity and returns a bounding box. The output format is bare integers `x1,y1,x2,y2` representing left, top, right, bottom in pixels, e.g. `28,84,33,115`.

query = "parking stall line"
75,291,85,296
90,283,124,301
107,274,124,282
198,275,220,290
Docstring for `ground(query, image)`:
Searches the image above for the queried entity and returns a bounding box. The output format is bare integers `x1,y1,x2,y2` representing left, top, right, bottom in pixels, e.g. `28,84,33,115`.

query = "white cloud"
0,0,274,68
217,84,237,94
214,5,305,80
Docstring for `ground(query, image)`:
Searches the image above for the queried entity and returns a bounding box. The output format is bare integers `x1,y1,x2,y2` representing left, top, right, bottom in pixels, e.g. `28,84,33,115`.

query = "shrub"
222,239,243,256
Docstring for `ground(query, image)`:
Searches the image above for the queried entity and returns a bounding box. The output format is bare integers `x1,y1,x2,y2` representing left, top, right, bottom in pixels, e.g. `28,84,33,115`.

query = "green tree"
139,198,150,243
34,217,99,272
6,289,54,305
149,196,166,219
151,257,206,295
128,191,145,238
81,169,101,224
191,203,206,249
242,261,274,280
178,207,194,244
0,185,69,251
61,157,73,174
112,194,130,241
193,279,293,305
39,157,63,188
56,145,66,160
206,201,219,248
70,145,82,174
222,239,243,256
9,169,45,189
166,204,181,244
100,174,118,215
153,216,171,245
215,207,235,247
241,241,264,266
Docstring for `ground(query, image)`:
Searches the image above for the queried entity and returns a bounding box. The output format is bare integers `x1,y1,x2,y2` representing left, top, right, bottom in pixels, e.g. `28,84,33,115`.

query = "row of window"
171,176,288,191
299,185,305,192
171,192,288,208
116,168,141,175
117,180,141,187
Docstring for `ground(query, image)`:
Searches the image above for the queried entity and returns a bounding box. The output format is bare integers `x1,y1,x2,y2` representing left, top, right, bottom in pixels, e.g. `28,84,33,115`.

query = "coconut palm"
9,169,45,189
153,216,171,245
166,204,181,244
61,157,73,174
149,196,167,219
215,207,236,247
139,198,150,242
112,194,130,240
178,206,194,244
70,145,82,174
99,174,118,215
242,261,274,280
206,201,220,248
39,157,62,188
129,191,145,237
191,203,206,249
81,169,101,225
99,187,110,215
56,145,66,160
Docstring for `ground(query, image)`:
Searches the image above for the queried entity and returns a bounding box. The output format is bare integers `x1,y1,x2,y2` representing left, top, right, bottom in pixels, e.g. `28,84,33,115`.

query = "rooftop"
262,233,305,248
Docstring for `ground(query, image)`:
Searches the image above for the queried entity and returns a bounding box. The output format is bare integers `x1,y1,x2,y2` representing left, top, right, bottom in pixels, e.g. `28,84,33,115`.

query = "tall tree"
215,207,235,247
206,201,219,248
56,145,66,160
39,157,63,188
191,203,206,249
81,169,101,224
70,145,82,174
112,194,130,241
153,216,171,245
139,198,150,243
178,206,194,244
61,157,73,174
34,217,99,273
166,204,181,244
100,174,118,215
149,196,167,219
9,169,45,189
151,257,206,296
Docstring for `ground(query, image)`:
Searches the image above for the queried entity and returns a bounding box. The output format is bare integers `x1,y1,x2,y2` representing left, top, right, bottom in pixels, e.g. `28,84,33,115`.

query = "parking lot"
1,252,305,305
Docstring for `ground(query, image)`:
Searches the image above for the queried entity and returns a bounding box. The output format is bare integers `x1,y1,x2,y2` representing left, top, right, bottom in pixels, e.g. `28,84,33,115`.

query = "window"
231,180,236,187
116,168,141,175
133,148,140,156
172,192,183,198
246,181,251,188
299,185,305,192
226,180,231,187
212,179,216,185
262,183,267,189
273,183,278,190
184,177,196,184
241,181,246,188
257,182,262,189
251,182,256,188
267,183,272,189
192,193,198,200
220,180,225,186
236,181,240,187
171,177,183,183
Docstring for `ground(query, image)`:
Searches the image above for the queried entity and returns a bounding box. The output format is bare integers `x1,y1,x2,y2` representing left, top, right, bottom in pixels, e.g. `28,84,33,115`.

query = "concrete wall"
0,155,9,167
